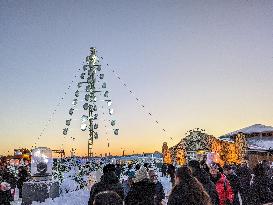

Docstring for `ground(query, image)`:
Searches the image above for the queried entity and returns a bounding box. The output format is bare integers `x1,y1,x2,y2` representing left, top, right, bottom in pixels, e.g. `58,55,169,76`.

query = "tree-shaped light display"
62,47,119,157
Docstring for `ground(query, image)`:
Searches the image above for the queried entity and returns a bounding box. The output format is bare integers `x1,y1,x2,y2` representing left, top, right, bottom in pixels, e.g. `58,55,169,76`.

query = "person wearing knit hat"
134,166,149,183
125,166,156,205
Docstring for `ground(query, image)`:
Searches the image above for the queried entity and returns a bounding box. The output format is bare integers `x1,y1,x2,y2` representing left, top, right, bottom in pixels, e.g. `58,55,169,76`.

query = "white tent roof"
223,124,273,137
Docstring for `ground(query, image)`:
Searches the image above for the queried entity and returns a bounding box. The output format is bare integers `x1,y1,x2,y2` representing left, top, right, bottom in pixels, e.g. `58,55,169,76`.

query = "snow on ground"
11,157,170,205
31,189,89,205
159,176,172,204
11,176,172,205
28,177,172,205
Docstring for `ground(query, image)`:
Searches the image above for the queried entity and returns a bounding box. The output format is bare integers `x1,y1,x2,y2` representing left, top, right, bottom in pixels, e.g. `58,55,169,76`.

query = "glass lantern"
31,147,53,179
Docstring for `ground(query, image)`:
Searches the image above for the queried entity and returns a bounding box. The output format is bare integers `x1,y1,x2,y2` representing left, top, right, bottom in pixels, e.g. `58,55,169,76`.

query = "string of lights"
100,56,173,142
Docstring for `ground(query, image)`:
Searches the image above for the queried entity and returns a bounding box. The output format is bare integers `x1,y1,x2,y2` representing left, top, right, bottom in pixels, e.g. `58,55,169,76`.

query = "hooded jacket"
125,178,155,205
192,168,219,205
167,179,212,205
88,171,124,205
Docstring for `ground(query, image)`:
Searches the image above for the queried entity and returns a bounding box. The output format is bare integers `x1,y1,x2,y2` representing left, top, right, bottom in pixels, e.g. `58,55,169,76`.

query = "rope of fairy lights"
99,96,112,150
96,67,119,151
99,56,173,142
34,65,83,148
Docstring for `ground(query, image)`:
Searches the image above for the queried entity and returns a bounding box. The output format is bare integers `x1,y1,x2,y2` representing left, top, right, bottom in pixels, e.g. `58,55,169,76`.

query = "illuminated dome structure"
31,147,53,179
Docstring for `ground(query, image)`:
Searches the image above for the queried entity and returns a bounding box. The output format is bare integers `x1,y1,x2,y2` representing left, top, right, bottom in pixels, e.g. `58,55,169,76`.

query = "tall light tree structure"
62,47,119,157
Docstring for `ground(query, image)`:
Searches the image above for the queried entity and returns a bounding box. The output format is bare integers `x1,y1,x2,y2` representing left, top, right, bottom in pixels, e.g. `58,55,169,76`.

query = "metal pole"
87,47,97,157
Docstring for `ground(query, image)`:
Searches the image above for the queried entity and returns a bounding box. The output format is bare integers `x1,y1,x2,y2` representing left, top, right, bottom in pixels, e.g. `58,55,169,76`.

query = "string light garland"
34,67,82,148
99,56,174,142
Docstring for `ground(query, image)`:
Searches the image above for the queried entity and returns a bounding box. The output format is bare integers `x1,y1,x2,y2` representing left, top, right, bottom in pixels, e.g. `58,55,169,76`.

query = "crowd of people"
89,160,273,205
0,160,30,205
1,157,273,205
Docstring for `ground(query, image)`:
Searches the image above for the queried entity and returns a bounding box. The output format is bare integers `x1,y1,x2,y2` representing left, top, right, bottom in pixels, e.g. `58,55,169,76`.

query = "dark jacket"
236,166,252,205
17,167,29,198
249,175,273,205
0,190,12,205
1,170,16,189
0,169,14,204
115,165,122,179
167,181,211,205
125,179,156,205
192,168,219,205
226,173,240,205
155,181,165,205
88,171,124,205
17,168,29,189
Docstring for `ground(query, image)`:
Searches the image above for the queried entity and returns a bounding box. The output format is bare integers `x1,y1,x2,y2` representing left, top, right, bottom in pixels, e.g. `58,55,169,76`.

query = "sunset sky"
0,1,272,156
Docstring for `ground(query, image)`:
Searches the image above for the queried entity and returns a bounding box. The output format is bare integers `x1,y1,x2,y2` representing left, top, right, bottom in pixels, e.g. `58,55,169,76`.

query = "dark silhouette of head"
171,166,212,205
93,191,123,205
128,164,133,170
135,164,141,171
103,164,116,174
175,166,193,184
253,163,266,177
188,160,201,172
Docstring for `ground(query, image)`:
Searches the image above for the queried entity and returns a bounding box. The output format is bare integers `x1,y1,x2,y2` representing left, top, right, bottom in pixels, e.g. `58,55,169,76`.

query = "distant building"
162,130,247,166
220,124,273,150
220,124,273,167
162,124,273,168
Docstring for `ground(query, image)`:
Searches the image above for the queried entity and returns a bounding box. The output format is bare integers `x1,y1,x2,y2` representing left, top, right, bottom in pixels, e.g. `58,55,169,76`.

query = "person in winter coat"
249,163,273,205
1,165,16,201
200,158,210,174
88,164,124,205
135,164,141,171
125,166,156,205
125,164,135,178
167,165,212,205
17,166,29,198
223,165,240,205
148,170,165,205
93,191,123,205
123,164,135,198
188,160,219,205
236,161,252,205
0,182,12,205
161,163,167,177
0,163,13,205
115,164,122,179
210,163,234,205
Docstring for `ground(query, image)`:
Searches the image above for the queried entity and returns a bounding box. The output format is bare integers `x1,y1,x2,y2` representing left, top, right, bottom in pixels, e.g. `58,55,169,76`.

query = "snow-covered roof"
248,139,273,150
220,138,234,143
248,144,268,151
222,124,273,137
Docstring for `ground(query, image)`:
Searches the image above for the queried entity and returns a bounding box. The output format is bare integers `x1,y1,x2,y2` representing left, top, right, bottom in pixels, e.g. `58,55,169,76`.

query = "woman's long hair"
171,166,212,205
